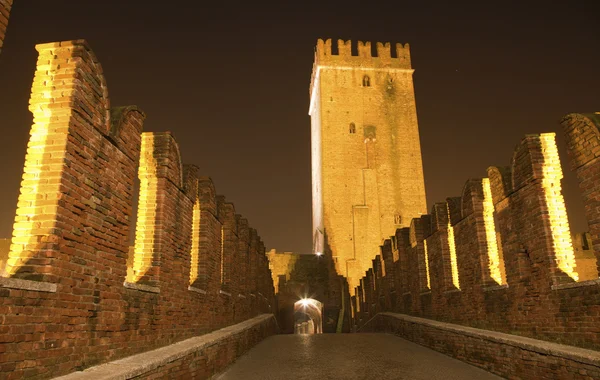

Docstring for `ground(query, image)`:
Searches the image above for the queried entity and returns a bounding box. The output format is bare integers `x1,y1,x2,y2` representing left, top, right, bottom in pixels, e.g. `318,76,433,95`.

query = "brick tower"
309,39,427,293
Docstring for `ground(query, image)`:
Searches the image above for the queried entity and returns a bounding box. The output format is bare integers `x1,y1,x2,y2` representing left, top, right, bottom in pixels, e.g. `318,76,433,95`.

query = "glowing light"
315,251,322,256
482,178,504,285
423,240,431,289
189,200,201,285
220,227,225,285
299,298,311,307
447,204,460,289
539,134,578,281
128,134,158,283
3,54,69,277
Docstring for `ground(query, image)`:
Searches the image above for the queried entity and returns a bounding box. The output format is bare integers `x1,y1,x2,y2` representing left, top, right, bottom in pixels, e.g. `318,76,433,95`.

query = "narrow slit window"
363,75,370,87
349,122,356,134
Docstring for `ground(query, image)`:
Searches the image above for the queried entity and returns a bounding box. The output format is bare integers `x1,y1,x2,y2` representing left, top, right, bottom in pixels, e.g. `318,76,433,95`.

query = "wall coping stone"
0,276,57,293
483,284,509,292
53,314,276,380
188,286,207,294
123,281,160,294
373,312,600,367
551,278,600,291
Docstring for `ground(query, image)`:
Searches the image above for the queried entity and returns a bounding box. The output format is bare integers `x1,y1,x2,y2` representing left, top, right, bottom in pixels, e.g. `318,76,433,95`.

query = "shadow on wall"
354,121,600,351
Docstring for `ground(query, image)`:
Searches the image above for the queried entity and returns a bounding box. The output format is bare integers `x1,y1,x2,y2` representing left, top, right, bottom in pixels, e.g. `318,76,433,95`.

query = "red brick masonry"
354,119,600,352
0,40,276,380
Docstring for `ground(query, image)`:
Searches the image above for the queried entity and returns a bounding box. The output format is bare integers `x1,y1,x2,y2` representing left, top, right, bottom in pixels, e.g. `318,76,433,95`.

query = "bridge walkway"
215,333,503,380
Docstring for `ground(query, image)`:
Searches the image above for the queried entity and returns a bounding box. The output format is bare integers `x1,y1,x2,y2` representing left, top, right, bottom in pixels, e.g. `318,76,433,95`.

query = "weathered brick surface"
362,313,600,380
0,0,12,55
354,131,600,354
0,40,275,380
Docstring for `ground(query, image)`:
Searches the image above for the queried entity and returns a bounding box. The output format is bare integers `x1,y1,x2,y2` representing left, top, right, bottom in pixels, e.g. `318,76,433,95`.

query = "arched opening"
294,298,323,334
362,75,371,87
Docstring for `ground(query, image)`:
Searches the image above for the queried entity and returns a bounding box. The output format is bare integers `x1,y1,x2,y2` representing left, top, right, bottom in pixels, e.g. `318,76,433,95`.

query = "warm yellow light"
220,227,225,285
128,134,158,283
299,298,311,307
423,239,431,289
539,134,578,281
3,60,69,277
482,178,503,285
447,205,460,289
189,200,201,285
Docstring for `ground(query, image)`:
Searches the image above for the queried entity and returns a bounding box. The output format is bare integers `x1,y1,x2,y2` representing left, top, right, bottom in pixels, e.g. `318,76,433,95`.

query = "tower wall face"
310,39,427,292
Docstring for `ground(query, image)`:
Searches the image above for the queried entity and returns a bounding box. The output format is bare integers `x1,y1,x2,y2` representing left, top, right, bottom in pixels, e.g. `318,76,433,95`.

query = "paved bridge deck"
215,333,503,380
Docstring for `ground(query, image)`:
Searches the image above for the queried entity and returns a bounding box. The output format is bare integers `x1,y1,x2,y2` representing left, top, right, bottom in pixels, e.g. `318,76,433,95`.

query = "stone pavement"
214,333,504,380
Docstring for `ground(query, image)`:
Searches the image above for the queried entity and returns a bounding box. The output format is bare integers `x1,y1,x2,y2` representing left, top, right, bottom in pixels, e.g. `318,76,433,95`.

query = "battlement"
309,38,413,110
315,38,412,68
353,124,600,353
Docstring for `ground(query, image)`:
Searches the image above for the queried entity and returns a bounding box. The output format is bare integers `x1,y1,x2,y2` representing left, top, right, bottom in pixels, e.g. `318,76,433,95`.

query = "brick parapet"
361,312,600,380
0,40,275,379
356,130,600,351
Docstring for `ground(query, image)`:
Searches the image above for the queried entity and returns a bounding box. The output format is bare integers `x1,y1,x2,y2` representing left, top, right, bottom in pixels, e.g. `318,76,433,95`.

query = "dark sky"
0,1,598,254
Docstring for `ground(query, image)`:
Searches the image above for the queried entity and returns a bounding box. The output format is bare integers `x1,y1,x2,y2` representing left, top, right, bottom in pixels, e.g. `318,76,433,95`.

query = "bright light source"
315,251,322,256
299,298,311,307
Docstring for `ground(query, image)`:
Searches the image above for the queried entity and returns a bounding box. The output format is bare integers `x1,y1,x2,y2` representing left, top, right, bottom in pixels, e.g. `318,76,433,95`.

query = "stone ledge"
123,281,160,294
552,278,600,291
188,286,207,294
54,314,277,380
370,312,600,367
0,276,57,293
483,284,509,292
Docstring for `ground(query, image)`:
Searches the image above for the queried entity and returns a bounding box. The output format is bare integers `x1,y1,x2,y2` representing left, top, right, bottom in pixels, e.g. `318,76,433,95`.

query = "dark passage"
215,333,503,380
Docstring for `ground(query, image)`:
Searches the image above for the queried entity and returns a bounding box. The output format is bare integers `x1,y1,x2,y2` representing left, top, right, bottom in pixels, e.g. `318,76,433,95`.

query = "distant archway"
294,298,323,334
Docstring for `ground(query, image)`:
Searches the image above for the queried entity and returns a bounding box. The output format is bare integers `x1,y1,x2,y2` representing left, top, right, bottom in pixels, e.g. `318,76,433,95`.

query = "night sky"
0,1,598,254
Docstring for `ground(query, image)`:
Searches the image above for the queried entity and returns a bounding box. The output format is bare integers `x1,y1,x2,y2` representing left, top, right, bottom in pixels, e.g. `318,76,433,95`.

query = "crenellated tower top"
310,39,412,104
315,38,411,67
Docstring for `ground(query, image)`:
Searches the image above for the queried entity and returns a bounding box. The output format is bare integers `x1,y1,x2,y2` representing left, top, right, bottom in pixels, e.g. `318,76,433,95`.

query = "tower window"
349,122,356,134
394,214,402,225
362,75,371,87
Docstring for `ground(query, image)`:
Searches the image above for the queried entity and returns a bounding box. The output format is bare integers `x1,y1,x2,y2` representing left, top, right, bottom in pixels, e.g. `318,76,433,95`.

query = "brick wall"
0,40,276,380
0,0,12,55
354,129,600,351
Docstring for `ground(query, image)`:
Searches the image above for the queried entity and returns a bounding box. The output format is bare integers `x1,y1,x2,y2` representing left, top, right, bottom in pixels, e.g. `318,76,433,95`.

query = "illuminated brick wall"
353,131,600,352
309,39,427,294
0,40,275,379
0,0,12,55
